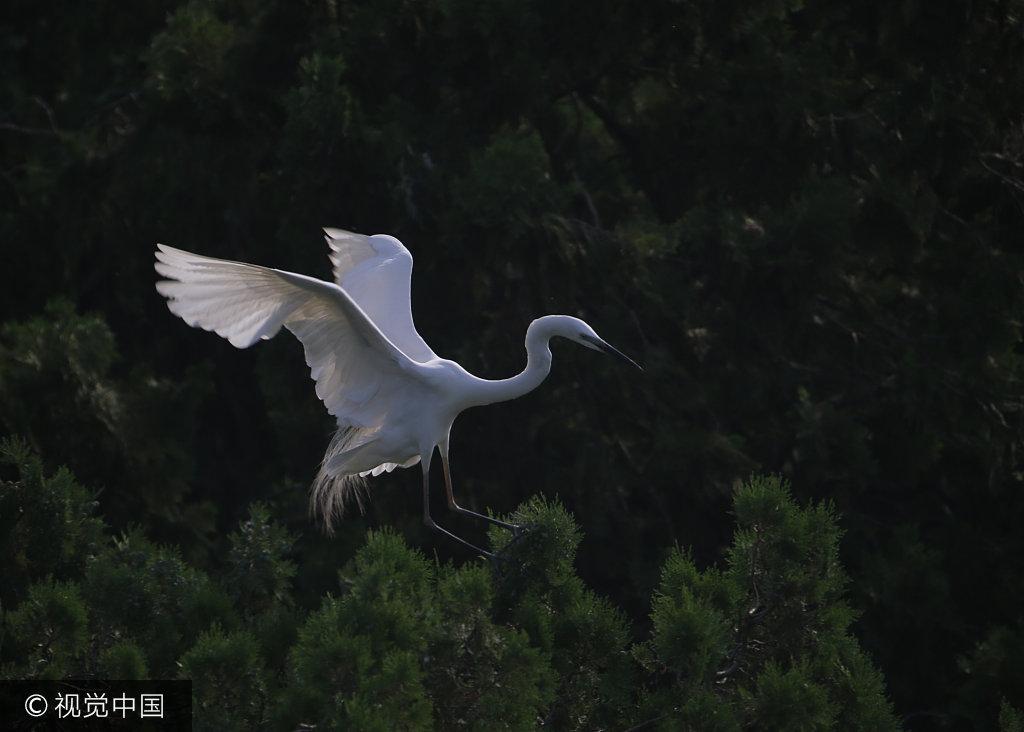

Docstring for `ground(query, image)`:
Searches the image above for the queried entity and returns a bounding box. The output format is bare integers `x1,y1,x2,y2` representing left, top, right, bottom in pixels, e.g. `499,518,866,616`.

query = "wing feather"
154,244,427,429
324,228,438,363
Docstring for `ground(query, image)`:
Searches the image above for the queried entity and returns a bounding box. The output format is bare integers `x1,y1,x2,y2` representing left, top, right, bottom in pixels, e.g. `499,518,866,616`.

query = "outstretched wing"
324,228,438,363
154,244,428,429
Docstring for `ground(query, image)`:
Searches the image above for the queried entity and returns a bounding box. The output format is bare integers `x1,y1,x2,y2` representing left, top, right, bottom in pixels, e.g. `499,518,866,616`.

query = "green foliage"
1002,700,1024,732
98,641,148,680
491,496,631,729
276,531,555,730
0,436,105,607
635,476,898,730
82,530,235,675
226,502,296,616
344,649,433,732
959,622,1024,728
3,0,1023,726
180,628,267,731
430,563,553,730
645,552,733,684
6,579,89,679
0,301,122,470
490,496,582,598
146,1,238,110
281,53,357,176
0,302,211,552
0,457,899,727
275,533,437,729
752,663,835,731
451,130,568,237
727,476,851,667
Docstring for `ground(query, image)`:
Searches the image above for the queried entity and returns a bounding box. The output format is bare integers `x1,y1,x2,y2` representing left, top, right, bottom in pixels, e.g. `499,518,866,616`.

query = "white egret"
154,229,640,556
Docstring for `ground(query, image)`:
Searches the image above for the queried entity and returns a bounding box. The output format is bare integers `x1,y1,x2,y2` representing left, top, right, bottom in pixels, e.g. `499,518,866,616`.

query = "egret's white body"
155,229,639,554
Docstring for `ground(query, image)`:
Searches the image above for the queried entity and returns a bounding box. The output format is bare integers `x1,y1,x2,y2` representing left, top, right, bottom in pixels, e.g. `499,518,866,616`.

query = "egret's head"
545,315,643,370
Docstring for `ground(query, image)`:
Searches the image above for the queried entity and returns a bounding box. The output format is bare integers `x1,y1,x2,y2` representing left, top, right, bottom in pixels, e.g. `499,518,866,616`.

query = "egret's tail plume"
311,427,367,534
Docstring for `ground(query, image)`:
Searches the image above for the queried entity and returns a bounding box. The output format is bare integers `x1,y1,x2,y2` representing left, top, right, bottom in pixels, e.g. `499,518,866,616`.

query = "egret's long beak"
580,334,644,371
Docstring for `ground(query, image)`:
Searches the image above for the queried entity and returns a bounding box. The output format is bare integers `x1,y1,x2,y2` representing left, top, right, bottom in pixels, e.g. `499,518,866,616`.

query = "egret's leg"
441,453,520,533
422,465,493,558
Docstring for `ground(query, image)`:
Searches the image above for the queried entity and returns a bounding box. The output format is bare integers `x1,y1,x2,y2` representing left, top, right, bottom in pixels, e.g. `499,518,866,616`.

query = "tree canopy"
2,0,1023,728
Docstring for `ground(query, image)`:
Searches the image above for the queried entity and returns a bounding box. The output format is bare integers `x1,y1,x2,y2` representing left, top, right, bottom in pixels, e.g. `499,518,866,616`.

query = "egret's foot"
487,549,511,569
489,526,543,578
484,524,537,571
486,515,520,533
498,522,536,553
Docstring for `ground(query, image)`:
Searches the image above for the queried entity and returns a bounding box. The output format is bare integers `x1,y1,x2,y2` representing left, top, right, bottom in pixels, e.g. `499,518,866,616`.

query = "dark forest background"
2,0,1023,729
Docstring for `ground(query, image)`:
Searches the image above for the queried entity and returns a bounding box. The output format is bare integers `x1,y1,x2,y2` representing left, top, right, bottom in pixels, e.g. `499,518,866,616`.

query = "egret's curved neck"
468,320,554,407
